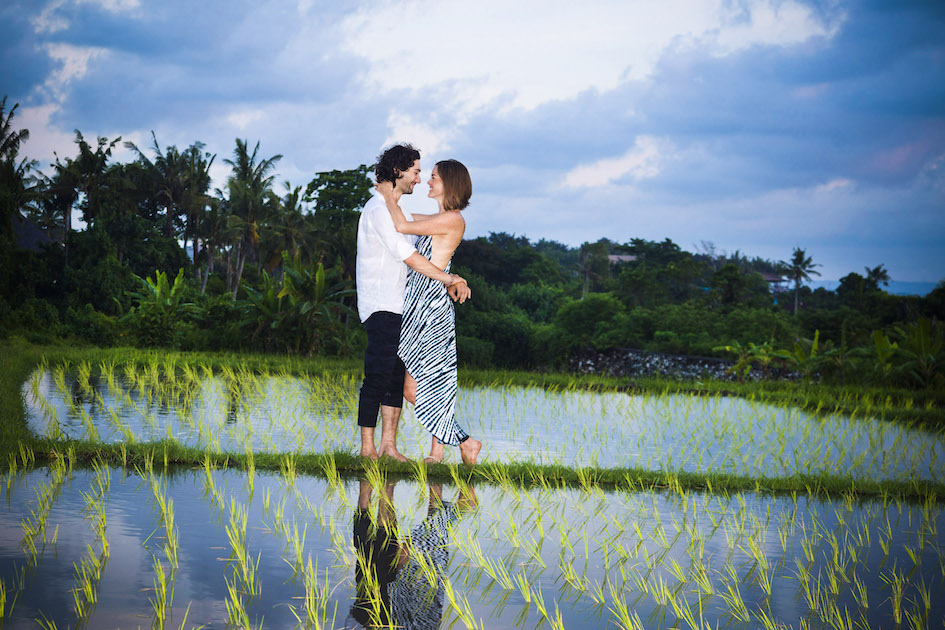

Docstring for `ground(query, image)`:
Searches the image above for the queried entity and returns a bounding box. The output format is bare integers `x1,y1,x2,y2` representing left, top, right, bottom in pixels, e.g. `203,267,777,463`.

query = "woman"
377,159,482,465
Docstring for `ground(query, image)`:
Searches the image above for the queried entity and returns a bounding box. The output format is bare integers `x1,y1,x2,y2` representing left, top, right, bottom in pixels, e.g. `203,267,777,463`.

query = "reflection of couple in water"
350,479,477,629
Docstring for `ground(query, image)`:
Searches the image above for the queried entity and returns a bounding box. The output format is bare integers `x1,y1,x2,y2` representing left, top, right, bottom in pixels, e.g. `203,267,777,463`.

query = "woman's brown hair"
437,159,471,211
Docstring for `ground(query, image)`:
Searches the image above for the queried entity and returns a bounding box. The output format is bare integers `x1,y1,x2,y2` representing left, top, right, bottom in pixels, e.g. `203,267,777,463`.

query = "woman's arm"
377,182,463,235
390,206,464,236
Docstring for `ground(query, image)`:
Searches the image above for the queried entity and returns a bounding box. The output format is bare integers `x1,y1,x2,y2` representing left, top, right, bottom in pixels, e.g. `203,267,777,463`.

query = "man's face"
395,160,422,195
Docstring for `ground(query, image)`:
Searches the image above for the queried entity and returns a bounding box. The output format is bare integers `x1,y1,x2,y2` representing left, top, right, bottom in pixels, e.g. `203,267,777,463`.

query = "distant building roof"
608,254,637,264
13,213,54,252
762,273,789,293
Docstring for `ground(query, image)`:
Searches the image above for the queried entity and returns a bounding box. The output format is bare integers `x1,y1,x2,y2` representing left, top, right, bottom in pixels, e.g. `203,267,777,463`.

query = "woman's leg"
425,435,444,463
403,371,417,405
458,437,481,466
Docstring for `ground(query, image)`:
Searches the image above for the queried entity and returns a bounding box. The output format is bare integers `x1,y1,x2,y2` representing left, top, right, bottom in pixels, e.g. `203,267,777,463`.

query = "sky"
2,0,944,282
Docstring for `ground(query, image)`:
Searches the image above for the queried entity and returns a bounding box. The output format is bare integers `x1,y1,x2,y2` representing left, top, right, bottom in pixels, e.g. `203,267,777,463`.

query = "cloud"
383,112,455,156
32,0,141,35
42,42,108,97
816,178,853,193
340,0,840,115
564,136,669,188
15,103,76,162
2,0,943,282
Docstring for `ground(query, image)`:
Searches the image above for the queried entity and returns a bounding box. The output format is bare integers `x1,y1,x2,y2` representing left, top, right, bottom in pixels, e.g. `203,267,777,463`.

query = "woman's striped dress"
399,235,469,446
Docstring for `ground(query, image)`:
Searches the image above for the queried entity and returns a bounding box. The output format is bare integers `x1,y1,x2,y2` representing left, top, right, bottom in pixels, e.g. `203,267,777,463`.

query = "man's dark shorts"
358,311,406,428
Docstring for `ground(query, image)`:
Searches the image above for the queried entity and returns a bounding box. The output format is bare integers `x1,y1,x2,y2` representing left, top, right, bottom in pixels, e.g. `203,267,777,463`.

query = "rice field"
2,356,944,628
1,452,942,629
22,359,945,482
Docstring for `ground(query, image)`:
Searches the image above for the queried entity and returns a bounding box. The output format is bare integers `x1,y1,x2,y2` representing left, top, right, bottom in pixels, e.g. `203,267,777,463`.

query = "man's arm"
404,252,471,303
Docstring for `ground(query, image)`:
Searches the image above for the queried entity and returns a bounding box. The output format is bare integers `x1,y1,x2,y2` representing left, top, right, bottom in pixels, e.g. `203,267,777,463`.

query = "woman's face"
427,166,444,201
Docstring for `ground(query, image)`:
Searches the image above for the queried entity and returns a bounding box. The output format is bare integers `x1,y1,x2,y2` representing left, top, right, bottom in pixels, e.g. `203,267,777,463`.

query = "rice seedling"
717,563,751,623
880,568,906,626
226,499,260,599
70,543,103,620
287,556,338,630
149,557,173,629
148,474,179,568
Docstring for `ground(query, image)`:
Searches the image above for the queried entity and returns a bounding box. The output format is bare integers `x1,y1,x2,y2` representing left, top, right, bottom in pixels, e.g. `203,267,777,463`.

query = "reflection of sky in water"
0,466,942,629
23,370,945,482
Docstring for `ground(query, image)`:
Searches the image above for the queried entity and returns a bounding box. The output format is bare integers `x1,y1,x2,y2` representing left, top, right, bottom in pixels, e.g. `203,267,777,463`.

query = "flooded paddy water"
22,366,945,482
1,363,943,628
1,463,943,629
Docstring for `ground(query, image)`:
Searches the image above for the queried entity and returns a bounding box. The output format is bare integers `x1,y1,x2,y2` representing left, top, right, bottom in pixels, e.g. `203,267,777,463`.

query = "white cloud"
713,0,842,55
42,43,109,100
226,109,265,130
340,0,841,115
32,0,140,34
816,178,853,193
31,0,70,34
564,136,669,188
15,104,76,163
382,112,454,156
94,0,140,11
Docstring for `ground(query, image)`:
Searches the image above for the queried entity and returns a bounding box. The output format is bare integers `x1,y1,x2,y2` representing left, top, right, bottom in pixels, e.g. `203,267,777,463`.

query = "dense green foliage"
2,95,943,390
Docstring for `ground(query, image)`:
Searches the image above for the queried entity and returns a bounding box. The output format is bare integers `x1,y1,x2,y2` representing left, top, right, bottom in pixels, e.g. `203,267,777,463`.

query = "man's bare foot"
459,438,481,466
360,447,380,460
379,445,410,463
457,485,478,511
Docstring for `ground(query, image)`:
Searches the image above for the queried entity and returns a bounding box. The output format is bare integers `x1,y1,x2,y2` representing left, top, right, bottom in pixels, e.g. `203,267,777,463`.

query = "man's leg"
360,426,379,460
358,312,400,459
377,405,409,462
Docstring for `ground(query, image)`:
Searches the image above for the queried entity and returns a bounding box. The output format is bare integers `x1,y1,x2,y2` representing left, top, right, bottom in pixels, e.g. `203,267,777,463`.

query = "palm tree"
72,131,121,226
194,197,231,293
180,142,215,273
0,96,30,160
262,182,316,273
785,247,821,315
124,132,187,239
865,264,890,288
223,138,282,298
1,96,38,291
1,97,39,222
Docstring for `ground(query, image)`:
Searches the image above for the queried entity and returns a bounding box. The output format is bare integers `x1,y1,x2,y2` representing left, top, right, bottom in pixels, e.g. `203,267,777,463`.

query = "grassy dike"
3,339,943,503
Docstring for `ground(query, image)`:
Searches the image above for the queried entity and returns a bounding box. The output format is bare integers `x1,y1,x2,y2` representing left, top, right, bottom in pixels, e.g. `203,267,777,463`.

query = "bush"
462,310,536,369
8,297,61,335
457,335,494,368
185,293,245,352
65,304,120,346
554,293,623,348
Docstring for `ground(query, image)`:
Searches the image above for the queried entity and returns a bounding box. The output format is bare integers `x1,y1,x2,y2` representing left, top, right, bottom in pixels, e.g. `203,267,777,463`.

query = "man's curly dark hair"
375,143,421,184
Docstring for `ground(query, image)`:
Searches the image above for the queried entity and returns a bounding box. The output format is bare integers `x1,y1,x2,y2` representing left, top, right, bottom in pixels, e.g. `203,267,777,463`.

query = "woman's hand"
376,181,395,203
447,275,471,303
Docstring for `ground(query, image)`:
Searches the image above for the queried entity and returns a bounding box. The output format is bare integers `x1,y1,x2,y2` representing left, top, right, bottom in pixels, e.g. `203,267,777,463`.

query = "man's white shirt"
356,191,416,322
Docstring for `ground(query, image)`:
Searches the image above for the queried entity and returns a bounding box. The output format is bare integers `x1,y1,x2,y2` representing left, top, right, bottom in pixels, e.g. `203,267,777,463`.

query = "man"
356,143,470,461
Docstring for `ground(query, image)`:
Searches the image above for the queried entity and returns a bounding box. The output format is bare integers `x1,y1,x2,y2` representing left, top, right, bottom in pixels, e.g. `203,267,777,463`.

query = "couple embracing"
355,143,482,466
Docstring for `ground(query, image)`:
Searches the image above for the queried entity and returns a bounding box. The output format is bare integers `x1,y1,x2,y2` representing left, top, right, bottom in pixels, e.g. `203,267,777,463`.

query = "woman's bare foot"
459,438,481,466
425,436,444,463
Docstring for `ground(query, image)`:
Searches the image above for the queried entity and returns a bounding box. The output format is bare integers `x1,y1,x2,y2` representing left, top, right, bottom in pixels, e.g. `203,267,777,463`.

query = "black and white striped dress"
388,501,459,629
399,235,469,446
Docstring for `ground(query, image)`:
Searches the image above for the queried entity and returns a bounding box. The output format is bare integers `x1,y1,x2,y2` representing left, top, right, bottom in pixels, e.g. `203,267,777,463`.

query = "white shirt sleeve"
367,206,416,262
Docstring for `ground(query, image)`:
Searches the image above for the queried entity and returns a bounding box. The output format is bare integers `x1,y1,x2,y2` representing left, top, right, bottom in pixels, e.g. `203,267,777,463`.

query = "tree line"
2,96,943,389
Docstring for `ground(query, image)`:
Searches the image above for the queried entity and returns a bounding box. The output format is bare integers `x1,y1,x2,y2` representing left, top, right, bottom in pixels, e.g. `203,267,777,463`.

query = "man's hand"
446,275,471,303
